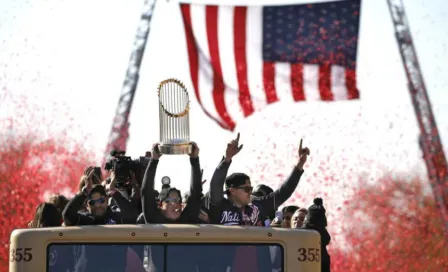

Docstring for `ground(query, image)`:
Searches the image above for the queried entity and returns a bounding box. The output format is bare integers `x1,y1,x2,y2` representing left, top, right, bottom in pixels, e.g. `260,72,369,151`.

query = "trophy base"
159,142,193,155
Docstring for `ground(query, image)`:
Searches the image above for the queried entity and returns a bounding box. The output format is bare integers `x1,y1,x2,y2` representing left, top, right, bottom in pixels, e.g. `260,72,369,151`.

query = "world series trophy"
158,78,193,155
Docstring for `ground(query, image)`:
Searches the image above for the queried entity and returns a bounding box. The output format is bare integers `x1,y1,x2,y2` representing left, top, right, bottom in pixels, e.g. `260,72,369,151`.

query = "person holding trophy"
141,78,203,224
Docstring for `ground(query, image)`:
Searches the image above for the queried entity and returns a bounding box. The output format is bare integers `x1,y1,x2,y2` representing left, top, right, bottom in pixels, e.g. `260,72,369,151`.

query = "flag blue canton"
262,0,361,70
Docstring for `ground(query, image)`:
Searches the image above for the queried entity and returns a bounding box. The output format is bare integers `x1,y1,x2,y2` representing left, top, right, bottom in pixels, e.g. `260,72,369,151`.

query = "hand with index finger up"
296,139,310,170
225,133,243,163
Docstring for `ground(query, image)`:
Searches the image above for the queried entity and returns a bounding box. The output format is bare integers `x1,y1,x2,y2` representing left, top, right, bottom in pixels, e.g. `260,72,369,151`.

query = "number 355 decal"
298,248,320,262
10,248,33,262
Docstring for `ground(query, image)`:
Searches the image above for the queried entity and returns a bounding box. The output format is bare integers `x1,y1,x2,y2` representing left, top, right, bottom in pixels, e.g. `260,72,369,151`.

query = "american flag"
180,0,361,131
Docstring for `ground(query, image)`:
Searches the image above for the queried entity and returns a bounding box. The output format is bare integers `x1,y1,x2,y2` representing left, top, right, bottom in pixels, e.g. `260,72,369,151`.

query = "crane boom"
387,0,448,234
102,0,157,165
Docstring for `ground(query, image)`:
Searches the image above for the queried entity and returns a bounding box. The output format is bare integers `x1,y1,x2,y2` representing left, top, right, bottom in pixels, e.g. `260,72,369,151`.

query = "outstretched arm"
141,144,164,223
181,143,203,221
63,168,97,226
208,133,243,205
188,142,202,199
254,139,310,216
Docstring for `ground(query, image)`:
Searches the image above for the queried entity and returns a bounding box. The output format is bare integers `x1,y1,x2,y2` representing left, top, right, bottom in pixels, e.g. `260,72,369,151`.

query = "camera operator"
105,151,143,214
141,142,202,223
62,167,139,226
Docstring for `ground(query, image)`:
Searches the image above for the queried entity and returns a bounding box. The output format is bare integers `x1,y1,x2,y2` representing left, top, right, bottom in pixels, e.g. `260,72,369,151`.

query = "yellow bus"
10,224,321,272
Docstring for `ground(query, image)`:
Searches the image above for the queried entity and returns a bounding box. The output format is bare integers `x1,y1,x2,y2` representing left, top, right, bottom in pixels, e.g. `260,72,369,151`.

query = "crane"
102,0,157,166
387,0,448,235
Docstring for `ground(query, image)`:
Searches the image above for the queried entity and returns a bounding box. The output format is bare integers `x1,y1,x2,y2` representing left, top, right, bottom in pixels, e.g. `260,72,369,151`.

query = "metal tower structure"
102,0,157,165
387,0,448,234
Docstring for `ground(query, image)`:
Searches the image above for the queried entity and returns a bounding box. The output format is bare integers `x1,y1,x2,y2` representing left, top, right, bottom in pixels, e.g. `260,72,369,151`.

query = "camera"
104,150,149,188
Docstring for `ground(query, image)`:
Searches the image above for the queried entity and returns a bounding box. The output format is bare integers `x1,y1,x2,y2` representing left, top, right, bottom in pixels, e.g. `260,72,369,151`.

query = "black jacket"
62,191,139,226
61,192,139,272
205,157,304,226
141,157,202,224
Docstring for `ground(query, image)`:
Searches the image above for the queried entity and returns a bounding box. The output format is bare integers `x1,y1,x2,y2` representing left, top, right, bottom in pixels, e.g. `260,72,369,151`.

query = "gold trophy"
158,78,192,155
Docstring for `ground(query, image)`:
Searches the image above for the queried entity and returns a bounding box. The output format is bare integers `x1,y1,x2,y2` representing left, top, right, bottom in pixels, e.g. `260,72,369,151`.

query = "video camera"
104,150,151,188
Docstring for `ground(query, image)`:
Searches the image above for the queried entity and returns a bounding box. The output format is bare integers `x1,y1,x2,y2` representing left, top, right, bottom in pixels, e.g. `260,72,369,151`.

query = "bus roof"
11,224,320,243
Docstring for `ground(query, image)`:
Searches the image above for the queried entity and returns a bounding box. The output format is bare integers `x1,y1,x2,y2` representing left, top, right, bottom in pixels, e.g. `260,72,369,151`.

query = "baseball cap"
225,173,250,189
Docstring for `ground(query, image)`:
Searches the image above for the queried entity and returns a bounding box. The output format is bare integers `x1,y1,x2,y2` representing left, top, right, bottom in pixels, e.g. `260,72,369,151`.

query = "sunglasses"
235,186,253,193
163,198,181,204
87,197,106,206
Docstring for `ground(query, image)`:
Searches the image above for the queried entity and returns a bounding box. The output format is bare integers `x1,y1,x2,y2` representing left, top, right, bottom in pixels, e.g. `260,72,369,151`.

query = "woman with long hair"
28,202,61,228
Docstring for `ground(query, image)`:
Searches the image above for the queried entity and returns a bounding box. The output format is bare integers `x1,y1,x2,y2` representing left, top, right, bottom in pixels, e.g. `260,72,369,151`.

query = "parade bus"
10,224,321,271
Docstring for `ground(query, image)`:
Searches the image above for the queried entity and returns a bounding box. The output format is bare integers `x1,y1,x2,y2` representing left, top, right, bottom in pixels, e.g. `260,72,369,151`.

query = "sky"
0,0,447,209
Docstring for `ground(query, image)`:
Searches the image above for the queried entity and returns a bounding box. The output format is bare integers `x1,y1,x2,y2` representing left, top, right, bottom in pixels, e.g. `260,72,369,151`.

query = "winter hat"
303,198,327,228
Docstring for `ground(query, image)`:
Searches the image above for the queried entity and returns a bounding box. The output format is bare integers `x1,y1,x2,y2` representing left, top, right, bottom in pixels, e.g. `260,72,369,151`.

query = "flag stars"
262,1,360,69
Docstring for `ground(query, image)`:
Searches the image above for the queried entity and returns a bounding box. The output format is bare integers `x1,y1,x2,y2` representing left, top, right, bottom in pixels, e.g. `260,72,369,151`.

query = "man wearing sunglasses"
62,167,139,226
62,167,140,272
205,133,310,226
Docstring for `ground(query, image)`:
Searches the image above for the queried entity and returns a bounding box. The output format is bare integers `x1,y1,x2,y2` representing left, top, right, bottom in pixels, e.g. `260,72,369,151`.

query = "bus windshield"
47,243,284,272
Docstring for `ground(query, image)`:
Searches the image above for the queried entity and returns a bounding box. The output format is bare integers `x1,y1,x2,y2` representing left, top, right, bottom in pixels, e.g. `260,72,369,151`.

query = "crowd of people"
29,134,332,272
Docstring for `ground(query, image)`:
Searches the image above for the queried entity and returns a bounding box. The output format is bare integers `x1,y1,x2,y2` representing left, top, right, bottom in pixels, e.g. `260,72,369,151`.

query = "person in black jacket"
62,168,139,226
141,142,202,223
302,198,331,272
252,184,274,226
61,167,141,272
205,133,310,226
141,142,203,272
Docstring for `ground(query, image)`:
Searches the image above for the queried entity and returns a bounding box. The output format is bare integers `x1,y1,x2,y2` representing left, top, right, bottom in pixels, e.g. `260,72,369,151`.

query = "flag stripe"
303,65,321,101
219,6,245,125
262,62,278,104
345,69,360,99
331,65,348,100
234,7,254,117
206,6,236,130
291,64,305,101
275,63,293,104
318,63,334,101
181,4,229,129
180,5,199,104
246,6,268,112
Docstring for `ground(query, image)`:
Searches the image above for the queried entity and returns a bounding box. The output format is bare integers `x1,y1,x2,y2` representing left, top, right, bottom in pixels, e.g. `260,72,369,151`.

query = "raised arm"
181,143,203,221
63,170,96,226
62,192,94,226
208,133,243,205
141,144,164,223
254,139,310,216
188,142,202,199
208,157,231,204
